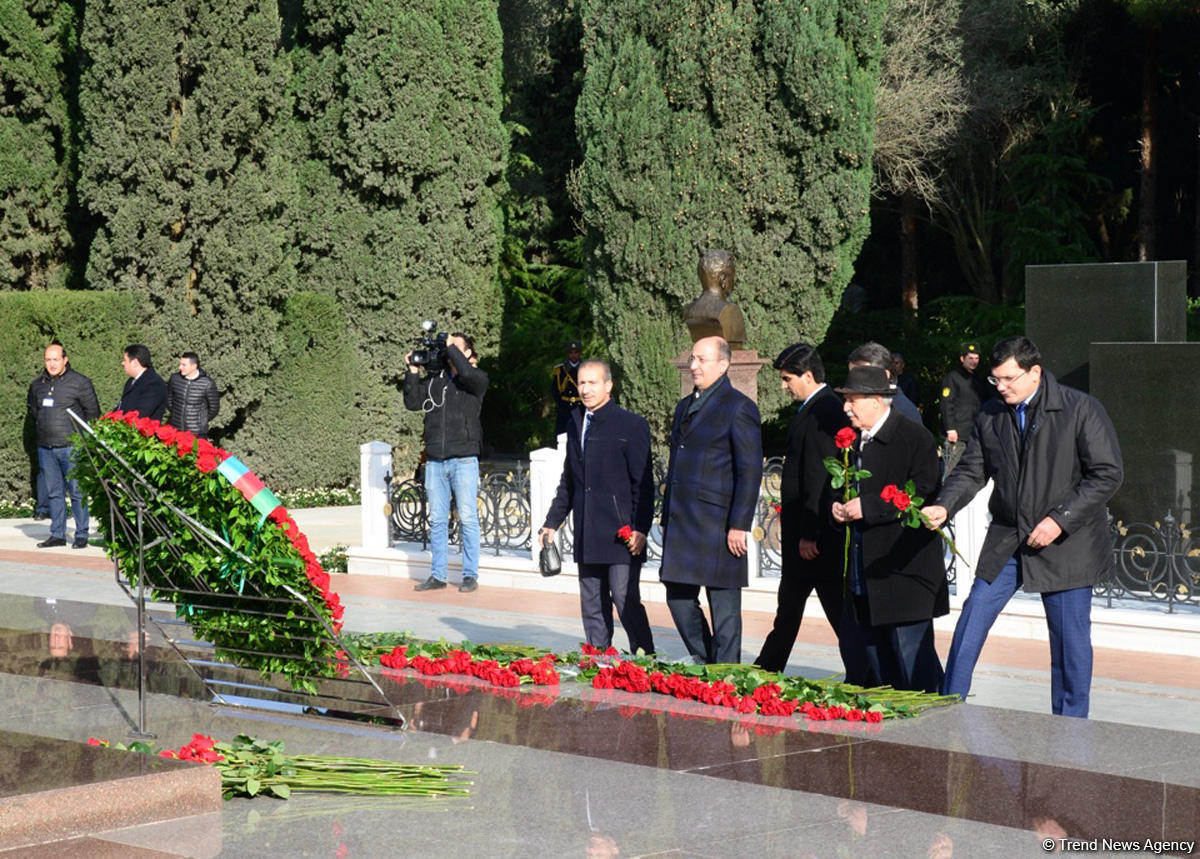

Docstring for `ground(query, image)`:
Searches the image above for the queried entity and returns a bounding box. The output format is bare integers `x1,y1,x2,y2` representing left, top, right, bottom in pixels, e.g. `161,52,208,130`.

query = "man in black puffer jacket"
403,333,488,593
165,352,221,438
27,341,100,548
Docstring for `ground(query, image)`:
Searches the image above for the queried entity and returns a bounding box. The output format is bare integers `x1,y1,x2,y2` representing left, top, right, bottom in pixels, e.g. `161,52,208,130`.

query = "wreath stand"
68,411,405,736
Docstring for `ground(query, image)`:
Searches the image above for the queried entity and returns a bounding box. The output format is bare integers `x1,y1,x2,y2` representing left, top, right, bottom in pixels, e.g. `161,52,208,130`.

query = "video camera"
410,320,448,369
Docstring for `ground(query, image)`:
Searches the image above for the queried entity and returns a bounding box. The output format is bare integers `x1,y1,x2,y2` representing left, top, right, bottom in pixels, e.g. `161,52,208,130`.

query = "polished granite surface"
1,591,1198,856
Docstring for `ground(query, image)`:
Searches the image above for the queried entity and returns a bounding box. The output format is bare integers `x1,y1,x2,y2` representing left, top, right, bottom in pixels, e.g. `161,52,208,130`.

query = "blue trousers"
943,556,1093,717
38,446,88,541
424,457,479,583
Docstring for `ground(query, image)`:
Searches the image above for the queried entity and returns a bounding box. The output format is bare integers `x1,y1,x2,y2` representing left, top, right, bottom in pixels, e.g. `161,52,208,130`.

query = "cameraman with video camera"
404,326,488,593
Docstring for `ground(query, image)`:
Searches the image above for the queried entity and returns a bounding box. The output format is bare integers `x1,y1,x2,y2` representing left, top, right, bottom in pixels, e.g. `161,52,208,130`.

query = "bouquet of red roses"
823,426,870,588
881,481,968,566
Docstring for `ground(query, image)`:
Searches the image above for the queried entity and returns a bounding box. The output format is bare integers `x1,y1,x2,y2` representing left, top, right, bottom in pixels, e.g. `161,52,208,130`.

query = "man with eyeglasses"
921,336,1123,717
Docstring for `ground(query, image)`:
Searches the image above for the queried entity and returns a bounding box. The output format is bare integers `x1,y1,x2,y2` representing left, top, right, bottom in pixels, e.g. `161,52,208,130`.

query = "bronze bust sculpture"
683,249,746,350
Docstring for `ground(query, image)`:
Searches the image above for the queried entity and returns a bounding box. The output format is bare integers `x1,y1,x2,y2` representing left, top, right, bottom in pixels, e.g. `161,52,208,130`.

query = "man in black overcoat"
755,343,850,672
541,360,655,654
831,366,948,693
116,344,167,421
659,336,762,664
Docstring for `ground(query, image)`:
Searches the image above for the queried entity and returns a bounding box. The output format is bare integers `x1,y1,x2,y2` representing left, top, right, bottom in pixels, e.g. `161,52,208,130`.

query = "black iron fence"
381,459,1200,613
386,455,964,587
1101,513,1200,612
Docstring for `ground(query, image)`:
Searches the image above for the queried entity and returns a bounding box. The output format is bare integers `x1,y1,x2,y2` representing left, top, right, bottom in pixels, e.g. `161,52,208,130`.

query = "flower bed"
73,411,344,689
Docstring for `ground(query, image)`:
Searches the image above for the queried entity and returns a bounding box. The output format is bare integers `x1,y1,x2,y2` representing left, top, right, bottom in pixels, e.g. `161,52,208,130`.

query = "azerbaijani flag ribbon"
217,456,283,522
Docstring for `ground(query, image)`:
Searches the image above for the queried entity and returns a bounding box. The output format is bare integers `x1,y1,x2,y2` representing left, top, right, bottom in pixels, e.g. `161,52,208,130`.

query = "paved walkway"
3,511,1200,857
2,509,1198,731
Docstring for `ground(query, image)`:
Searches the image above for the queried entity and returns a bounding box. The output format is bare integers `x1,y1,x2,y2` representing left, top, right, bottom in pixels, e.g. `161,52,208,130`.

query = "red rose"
174,432,195,455
196,452,218,473
881,484,898,502
892,491,911,511
866,711,883,723
835,427,857,449
155,424,179,444
87,737,106,746
616,525,632,542
846,709,865,722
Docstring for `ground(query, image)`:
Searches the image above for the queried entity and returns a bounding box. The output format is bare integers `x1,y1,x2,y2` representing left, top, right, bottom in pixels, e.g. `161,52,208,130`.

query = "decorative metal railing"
1100,513,1200,612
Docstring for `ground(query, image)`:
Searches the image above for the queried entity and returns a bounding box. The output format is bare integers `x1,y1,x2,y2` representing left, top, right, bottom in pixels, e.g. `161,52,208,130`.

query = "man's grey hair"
579,359,612,382
848,342,894,378
716,339,732,363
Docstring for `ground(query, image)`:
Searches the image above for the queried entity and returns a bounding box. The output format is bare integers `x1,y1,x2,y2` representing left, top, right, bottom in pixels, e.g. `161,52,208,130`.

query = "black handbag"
538,536,562,577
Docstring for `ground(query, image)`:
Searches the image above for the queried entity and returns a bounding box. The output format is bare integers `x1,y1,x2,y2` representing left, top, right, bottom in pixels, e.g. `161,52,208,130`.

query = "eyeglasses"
987,369,1029,387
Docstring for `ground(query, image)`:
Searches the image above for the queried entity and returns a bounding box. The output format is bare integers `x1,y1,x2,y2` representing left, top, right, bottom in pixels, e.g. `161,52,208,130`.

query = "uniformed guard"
551,340,582,436
939,342,992,473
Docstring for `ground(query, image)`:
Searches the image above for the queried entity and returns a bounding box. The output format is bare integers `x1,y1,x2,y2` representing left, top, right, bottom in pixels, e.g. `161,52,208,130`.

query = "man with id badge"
27,342,100,548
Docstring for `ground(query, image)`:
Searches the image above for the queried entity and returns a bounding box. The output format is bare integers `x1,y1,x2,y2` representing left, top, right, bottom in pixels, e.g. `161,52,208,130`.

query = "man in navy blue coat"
116,344,167,422
541,360,656,654
660,336,762,664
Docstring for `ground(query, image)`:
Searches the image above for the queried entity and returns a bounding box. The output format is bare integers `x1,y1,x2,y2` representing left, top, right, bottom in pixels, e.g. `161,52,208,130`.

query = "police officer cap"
961,342,980,356
566,340,582,351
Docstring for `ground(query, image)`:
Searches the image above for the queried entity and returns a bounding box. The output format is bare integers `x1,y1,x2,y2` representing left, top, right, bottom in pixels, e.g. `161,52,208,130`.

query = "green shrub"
576,0,886,439
0,290,153,498
234,293,359,491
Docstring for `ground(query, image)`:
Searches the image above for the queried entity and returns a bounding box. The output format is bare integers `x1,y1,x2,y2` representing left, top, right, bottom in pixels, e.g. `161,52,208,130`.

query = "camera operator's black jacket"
403,346,488,460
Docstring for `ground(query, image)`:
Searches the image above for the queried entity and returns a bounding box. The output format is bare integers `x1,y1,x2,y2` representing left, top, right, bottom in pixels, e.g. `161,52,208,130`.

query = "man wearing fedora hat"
831,365,948,692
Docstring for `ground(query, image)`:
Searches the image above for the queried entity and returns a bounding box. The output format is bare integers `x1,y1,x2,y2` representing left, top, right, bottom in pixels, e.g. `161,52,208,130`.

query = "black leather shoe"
458,578,478,593
36,537,66,548
72,538,89,549
33,513,48,521
413,576,447,591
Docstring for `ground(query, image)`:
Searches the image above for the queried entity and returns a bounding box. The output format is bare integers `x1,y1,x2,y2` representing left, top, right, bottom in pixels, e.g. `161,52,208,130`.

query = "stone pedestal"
671,349,769,403
359,441,392,553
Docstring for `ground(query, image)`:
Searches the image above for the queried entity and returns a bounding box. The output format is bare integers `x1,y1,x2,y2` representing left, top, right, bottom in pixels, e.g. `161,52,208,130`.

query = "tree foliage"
931,0,1079,303
576,0,885,434
0,0,78,289
873,0,966,207
78,0,297,436
292,0,507,465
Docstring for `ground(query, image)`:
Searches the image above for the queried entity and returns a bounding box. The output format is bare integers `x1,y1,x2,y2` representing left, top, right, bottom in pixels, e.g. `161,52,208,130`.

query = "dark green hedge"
0,289,364,501
0,290,150,500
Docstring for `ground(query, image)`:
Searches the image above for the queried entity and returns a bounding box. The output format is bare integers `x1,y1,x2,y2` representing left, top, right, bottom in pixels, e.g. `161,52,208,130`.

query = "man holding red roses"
922,336,1123,717
540,361,655,654
830,365,948,693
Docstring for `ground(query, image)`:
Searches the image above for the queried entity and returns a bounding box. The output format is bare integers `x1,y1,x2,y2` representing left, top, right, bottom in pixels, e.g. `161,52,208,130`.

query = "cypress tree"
0,0,78,289
292,0,507,463
78,0,296,437
576,0,884,433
